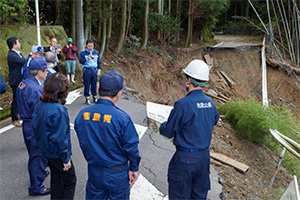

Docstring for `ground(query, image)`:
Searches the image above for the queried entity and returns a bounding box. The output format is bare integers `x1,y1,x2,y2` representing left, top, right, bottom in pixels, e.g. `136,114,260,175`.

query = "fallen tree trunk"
266,56,300,75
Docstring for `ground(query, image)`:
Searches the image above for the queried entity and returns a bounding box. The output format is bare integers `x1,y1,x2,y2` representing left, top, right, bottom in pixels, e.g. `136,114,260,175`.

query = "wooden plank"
217,92,230,101
211,152,249,173
204,54,213,68
220,71,236,88
216,71,228,85
203,91,228,102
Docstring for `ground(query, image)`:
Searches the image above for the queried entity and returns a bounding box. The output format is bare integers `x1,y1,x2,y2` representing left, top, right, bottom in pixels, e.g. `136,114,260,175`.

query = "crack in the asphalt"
148,133,173,152
142,162,157,184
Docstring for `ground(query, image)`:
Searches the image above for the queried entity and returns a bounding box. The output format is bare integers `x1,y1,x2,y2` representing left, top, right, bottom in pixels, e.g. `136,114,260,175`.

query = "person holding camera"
62,38,77,82
79,39,101,105
44,38,62,73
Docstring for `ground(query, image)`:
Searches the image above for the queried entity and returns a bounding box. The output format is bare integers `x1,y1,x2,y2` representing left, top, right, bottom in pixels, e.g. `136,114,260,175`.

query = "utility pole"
35,0,41,45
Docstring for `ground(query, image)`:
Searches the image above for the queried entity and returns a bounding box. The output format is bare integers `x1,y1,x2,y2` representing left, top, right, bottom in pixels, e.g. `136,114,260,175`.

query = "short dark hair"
99,89,118,98
40,73,69,105
86,39,94,45
6,37,17,50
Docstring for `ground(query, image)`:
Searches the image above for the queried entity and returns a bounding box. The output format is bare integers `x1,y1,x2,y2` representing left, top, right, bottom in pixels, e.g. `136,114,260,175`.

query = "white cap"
182,59,209,81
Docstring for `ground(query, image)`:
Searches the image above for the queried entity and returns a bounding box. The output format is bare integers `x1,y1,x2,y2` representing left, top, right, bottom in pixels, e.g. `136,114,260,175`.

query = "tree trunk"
176,0,182,42
97,0,102,39
115,0,126,54
185,0,192,47
157,0,162,42
76,0,85,58
100,20,107,58
167,0,171,45
84,0,92,40
125,0,132,40
54,0,61,25
106,0,113,51
70,0,76,41
141,0,149,49
245,1,249,18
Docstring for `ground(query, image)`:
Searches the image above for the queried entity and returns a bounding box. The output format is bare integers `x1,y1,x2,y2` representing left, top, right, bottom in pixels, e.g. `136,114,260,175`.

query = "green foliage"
219,100,300,176
0,0,29,25
219,100,297,143
147,46,162,55
202,27,214,42
0,107,10,121
222,19,262,35
148,12,182,44
197,0,230,30
125,34,141,54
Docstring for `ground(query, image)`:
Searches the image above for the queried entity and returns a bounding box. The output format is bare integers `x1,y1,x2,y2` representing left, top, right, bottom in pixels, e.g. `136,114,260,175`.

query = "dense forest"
0,0,299,68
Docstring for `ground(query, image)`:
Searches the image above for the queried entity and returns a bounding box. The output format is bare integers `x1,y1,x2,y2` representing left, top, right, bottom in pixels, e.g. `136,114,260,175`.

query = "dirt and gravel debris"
103,39,299,199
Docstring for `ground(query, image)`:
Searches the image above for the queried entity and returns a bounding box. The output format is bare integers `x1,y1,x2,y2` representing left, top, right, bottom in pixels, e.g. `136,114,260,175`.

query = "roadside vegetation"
219,100,300,177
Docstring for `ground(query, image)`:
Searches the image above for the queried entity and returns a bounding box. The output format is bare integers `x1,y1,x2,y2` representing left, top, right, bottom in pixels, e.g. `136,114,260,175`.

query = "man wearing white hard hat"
159,59,220,200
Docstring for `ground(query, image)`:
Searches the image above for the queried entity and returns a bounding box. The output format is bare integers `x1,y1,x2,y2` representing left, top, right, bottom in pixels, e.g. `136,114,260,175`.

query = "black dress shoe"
29,188,51,196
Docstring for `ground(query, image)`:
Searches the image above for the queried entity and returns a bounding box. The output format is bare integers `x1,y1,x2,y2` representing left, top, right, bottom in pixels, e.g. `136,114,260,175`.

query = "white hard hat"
182,59,209,81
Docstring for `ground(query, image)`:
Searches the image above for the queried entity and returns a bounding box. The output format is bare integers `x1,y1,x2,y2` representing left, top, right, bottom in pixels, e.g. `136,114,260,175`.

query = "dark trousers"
168,149,210,200
54,63,62,73
22,120,48,194
47,158,77,200
86,164,130,200
10,85,19,122
83,68,97,97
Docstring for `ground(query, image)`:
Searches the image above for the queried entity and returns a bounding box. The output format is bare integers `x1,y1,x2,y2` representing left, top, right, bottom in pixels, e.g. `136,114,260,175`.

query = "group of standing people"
5,35,219,200
6,37,73,127
5,36,100,127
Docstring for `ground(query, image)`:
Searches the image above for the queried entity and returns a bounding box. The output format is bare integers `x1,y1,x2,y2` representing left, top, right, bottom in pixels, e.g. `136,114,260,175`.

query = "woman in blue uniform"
159,60,220,200
33,73,77,200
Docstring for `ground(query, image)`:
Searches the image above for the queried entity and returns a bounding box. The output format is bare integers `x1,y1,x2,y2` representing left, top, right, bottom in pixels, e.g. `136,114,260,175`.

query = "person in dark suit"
44,38,62,73
6,37,26,127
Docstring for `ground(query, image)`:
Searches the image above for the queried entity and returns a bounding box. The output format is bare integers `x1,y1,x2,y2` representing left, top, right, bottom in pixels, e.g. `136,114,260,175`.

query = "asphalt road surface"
0,87,223,200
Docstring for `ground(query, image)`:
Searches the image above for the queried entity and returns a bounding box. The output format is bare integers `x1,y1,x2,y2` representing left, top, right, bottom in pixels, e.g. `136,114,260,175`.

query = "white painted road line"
0,124,15,135
0,88,167,198
131,174,168,200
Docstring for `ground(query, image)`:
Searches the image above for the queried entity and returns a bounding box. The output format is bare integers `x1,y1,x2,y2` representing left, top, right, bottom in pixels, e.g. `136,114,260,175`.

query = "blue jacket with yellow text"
75,99,140,172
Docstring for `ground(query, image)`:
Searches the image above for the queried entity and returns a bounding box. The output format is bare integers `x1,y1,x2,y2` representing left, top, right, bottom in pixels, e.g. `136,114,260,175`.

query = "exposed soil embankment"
103,44,299,199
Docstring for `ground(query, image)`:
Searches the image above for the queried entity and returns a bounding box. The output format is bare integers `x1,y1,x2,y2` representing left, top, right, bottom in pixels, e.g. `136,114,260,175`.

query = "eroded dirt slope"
102,42,299,199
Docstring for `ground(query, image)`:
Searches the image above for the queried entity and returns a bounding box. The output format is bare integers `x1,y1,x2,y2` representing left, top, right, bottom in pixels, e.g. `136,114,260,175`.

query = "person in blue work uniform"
79,39,101,105
33,73,77,200
21,45,45,80
75,70,140,200
159,59,220,200
16,56,51,196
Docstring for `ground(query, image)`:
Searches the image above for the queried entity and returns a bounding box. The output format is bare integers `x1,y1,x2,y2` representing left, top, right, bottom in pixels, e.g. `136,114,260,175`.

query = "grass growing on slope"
218,100,300,177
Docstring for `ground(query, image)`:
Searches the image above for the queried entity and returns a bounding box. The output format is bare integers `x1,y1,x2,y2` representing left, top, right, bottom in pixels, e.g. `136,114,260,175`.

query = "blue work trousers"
168,149,210,200
83,67,97,97
22,120,48,194
86,164,130,200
